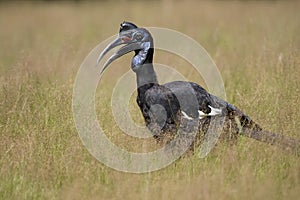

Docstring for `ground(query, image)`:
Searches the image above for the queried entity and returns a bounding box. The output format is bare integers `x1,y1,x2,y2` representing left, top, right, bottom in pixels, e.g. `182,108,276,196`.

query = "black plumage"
97,21,299,154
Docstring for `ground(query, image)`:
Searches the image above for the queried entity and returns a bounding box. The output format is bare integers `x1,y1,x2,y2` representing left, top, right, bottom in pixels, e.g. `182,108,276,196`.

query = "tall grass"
0,1,300,199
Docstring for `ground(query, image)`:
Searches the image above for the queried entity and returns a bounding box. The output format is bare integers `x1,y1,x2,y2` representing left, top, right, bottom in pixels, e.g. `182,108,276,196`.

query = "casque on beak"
96,32,141,75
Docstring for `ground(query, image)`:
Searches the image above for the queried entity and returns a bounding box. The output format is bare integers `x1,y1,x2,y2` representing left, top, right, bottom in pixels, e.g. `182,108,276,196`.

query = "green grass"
1,0,300,199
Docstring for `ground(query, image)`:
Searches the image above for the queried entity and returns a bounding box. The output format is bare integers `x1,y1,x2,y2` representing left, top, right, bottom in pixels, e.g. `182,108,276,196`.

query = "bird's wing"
163,81,226,119
143,84,180,124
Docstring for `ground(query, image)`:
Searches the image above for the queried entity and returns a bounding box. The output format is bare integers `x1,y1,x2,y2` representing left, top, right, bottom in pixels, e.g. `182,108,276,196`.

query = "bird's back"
137,81,261,144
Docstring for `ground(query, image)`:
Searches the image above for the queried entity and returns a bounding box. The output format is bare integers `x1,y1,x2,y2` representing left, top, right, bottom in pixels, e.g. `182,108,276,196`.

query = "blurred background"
0,0,299,199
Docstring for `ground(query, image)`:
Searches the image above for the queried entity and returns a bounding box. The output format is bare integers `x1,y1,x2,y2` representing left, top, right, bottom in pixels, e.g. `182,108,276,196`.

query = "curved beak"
96,36,141,75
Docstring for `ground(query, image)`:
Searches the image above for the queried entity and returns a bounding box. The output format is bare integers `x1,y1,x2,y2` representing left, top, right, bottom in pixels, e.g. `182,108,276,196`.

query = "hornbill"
96,21,299,154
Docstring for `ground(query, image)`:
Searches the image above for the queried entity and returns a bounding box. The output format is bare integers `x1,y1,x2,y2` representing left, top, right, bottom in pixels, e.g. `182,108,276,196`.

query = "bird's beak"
96,35,141,75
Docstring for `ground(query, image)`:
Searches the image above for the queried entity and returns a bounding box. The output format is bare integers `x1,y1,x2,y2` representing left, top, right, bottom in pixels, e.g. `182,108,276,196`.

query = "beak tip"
96,55,103,66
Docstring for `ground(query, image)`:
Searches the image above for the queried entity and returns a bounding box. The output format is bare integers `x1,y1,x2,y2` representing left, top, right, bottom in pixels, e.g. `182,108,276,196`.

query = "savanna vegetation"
0,0,299,199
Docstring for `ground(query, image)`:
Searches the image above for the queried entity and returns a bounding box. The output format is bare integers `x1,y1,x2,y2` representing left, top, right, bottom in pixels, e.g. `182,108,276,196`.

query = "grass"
1,0,300,199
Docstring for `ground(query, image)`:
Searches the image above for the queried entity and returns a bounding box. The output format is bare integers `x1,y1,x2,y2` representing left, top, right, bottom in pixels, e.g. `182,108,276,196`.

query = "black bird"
97,21,299,154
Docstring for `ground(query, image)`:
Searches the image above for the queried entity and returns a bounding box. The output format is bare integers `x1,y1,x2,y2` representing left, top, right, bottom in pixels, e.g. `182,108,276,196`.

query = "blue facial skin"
131,42,151,72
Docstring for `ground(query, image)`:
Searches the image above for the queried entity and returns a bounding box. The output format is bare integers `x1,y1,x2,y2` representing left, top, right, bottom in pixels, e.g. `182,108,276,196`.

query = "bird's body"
97,21,299,154
137,79,261,144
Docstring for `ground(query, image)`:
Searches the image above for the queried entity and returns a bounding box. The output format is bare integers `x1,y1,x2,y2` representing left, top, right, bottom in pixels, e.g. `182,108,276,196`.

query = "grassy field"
1,0,300,199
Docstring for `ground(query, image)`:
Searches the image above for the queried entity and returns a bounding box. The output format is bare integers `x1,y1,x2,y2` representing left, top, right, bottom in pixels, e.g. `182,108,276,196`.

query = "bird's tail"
242,128,300,155
223,102,300,155
235,112,300,155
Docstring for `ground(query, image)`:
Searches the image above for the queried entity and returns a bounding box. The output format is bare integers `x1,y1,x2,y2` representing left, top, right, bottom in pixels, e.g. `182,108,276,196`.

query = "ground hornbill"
96,21,299,154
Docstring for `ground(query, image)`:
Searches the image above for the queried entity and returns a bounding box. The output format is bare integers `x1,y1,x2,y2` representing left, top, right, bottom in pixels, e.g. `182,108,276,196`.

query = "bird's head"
97,21,154,74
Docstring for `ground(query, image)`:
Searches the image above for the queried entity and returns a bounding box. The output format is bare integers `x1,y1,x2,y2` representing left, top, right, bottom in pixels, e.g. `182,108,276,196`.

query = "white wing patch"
208,105,222,116
198,106,222,119
182,106,222,120
181,111,193,120
198,110,206,119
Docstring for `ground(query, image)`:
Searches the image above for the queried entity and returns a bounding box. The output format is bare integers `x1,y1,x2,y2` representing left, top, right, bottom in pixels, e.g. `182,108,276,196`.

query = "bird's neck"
133,47,158,99
133,45,158,86
136,63,158,99
136,63,158,87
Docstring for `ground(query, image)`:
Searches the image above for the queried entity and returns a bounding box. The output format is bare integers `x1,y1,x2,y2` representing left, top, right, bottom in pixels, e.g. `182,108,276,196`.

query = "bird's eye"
134,32,143,41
